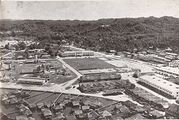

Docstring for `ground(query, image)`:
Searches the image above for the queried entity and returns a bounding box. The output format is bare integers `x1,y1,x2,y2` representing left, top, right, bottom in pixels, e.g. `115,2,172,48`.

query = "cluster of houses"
14,49,52,60
168,60,179,68
2,89,177,120
122,48,179,65
1,90,30,106
0,63,11,82
125,86,169,110
10,58,70,85
166,104,179,119
1,49,51,60
58,45,94,58
1,47,72,85
154,67,179,78
59,50,94,57
96,100,166,119
138,75,179,99
79,79,135,94
125,87,179,118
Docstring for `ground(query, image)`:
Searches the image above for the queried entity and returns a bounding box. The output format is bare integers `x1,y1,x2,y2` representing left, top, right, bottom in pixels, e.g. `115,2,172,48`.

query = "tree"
4,43,9,49
18,42,26,50
24,49,29,59
28,43,37,49
133,72,139,78
45,44,51,52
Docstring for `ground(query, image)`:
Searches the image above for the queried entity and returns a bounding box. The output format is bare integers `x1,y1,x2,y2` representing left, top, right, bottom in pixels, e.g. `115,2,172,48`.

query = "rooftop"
102,110,112,117
80,68,117,75
156,67,179,75
125,113,145,120
166,52,178,56
167,104,179,115
18,77,46,83
16,115,28,120
130,87,168,106
140,75,179,93
149,110,164,118
42,109,52,117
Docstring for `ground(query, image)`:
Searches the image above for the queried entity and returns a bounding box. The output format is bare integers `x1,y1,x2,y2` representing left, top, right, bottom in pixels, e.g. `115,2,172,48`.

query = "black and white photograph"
0,0,179,119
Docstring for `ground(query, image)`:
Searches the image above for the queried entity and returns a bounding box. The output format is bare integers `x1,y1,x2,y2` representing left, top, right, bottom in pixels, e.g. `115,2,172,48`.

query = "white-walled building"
59,50,94,57
169,60,179,68
137,54,171,64
155,67,179,77
138,75,179,98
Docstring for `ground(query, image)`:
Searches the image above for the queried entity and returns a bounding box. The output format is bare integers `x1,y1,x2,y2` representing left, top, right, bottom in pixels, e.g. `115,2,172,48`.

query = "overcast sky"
0,0,179,20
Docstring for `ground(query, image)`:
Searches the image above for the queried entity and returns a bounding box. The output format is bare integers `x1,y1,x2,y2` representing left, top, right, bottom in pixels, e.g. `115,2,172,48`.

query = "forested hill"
1,16,179,52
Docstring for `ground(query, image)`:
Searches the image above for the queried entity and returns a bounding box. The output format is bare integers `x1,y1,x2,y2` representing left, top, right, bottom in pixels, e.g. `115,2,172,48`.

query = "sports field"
63,58,116,70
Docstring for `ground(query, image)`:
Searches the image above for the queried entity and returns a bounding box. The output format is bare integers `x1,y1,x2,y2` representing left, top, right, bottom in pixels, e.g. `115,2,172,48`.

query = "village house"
66,115,77,120
19,104,32,117
101,110,112,119
125,113,146,120
81,105,90,113
41,108,52,119
72,100,80,108
53,104,65,112
148,110,164,119
16,115,28,120
28,117,35,120
36,102,44,110
52,112,65,120
166,104,179,118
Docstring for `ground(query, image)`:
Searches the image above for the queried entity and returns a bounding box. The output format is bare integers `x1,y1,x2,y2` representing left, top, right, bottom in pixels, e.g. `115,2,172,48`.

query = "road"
1,58,55,63
106,58,176,104
121,73,176,104
0,82,138,104
0,46,178,105
56,56,82,89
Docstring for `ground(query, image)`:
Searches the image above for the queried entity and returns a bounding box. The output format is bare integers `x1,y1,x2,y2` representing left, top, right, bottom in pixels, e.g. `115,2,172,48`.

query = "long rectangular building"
138,75,179,98
59,50,94,57
137,54,171,64
79,72,121,83
79,68,117,75
126,87,169,108
155,67,179,77
17,77,46,85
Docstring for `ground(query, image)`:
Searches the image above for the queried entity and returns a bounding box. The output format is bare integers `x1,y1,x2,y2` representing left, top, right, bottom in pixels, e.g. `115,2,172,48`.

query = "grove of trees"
1,16,179,53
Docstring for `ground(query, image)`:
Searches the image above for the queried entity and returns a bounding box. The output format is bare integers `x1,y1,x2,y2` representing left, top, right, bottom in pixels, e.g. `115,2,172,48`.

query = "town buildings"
155,67,179,77
59,50,94,57
169,60,179,67
79,71,121,83
138,75,179,98
17,77,46,85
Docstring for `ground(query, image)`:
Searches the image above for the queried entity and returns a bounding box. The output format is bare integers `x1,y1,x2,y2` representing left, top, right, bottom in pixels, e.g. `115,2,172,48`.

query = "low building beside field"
138,75,179,98
79,71,121,83
59,50,94,57
17,77,46,85
125,86,169,109
155,67,179,77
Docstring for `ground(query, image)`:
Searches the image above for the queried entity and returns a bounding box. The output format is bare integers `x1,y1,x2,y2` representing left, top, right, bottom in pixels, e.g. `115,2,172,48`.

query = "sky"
0,0,179,20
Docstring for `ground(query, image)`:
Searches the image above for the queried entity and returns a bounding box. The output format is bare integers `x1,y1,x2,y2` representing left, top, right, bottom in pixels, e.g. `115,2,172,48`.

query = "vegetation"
1,16,179,53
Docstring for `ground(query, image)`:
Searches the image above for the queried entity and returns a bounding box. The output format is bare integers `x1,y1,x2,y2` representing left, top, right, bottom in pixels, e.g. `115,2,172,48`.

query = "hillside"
1,16,179,52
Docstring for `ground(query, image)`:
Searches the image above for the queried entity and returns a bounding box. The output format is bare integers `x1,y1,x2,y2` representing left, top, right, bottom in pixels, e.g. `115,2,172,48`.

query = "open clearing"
63,57,116,70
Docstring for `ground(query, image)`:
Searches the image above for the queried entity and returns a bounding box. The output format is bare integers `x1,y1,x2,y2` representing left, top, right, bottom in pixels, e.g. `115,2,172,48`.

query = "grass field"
63,58,116,70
